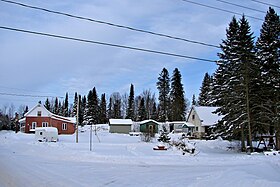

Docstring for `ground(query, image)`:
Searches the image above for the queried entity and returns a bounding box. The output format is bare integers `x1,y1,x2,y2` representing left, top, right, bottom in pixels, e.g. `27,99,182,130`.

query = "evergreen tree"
23,106,29,116
85,90,94,124
157,68,170,122
150,102,158,120
107,97,113,119
44,98,51,111
137,97,146,121
255,7,280,149
58,101,63,116
99,93,107,124
192,94,197,106
91,87,99,124
72,92,78,117
54,97,59,115
110,92,122,119
198,73,213,106
170,68,186,121
126,84,135,120
214,16,256,151
80,95,86,125
63,92,69,117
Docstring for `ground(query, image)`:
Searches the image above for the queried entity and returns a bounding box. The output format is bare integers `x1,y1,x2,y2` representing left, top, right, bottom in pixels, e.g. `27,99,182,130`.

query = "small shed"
140,119,159,134
109,119,133,134
35,127,58,142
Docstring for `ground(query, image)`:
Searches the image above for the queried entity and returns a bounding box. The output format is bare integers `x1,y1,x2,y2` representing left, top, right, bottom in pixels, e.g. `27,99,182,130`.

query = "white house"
186,106,222,138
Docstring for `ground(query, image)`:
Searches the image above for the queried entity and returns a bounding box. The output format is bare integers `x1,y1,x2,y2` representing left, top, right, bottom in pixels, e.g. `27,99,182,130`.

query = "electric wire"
0,92,63,98
0,0,219,48
251,0,280,9
181,0,264,21
216,0,266,13
0,26,218,63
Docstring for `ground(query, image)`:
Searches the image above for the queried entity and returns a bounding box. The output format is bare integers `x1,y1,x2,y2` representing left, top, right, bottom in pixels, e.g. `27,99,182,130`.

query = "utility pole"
76,94,79,143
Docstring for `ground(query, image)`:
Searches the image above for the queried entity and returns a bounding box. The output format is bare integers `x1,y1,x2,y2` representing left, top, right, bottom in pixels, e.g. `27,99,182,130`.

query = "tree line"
196,8,279,151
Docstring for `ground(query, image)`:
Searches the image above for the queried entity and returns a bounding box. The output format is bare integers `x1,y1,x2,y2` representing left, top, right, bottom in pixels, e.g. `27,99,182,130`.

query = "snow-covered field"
1,125,280,187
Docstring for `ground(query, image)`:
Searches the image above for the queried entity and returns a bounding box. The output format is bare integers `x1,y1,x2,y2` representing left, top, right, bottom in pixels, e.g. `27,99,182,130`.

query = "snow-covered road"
1,129,280,187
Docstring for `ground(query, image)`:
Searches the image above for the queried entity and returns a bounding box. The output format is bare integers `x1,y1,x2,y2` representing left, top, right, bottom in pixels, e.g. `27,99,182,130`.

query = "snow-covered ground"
1,125,280,187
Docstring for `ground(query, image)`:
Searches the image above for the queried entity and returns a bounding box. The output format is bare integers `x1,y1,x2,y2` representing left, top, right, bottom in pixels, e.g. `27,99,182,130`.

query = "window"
37,111,42,116
192,114,195,120
31,122,37,129
42,122,48,127
195,127,198,131
62,123,67,130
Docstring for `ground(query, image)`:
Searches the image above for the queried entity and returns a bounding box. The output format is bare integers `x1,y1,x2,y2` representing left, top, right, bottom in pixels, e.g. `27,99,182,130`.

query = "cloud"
0,0,277,108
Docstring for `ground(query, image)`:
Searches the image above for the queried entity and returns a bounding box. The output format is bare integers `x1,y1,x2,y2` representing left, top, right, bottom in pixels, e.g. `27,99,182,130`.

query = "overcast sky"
0,0,279,111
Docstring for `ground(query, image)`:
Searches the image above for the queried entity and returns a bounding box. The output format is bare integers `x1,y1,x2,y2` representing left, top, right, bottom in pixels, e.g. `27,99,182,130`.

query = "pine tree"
80,95,86,125
91,87,99,124
214,16,256,151
63,92,69,117
85,90,94,124
198,73,213,106
99,93,107,124
107,97,113,119
255,7,280,149
157,68,170,122
54,97,59,115
126,84,135,120
72,92,78,117
44,98,51,111
192,94,197,106
137,97,146,121
170,68,186,121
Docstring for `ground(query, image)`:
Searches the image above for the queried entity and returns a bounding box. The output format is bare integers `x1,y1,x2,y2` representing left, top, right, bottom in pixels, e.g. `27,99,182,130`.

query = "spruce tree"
126,84,135,120
137,97,146,121
92,87,99,124
99,93,107,124
72,92,78,117
44,98,51,111
214,16,256,151
255,7,280,149
54,97,59,115
85,90,94,124
170,68,186,121
157,68,170,122
198,73,213,106
63,92,69,117
191,94,197,106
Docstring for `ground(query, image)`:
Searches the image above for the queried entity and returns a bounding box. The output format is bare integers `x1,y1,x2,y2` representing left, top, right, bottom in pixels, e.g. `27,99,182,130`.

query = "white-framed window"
31,122,37,129
62,123,67,130
42,122,48,127
37,111,42,116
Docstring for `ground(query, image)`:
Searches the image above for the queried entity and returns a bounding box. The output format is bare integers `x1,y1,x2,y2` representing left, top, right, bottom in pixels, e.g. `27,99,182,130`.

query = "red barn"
20,103,76,134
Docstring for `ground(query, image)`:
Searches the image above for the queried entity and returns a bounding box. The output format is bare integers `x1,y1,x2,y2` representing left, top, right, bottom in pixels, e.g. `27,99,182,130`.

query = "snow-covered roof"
183,122,195,128
139,119,160,125
193,106,222,126
109,119,132,125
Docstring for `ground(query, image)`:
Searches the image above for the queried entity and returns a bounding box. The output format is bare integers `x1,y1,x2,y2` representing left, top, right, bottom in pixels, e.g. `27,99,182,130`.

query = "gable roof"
190,106,222,126
24,103,76,124
109,119,132,125
139,119,160,125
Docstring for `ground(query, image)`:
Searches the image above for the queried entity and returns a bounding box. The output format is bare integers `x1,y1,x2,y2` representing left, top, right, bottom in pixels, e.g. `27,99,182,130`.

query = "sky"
0,0,279,112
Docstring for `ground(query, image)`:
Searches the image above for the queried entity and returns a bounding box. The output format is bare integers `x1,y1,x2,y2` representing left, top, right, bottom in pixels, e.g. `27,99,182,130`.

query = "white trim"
42,122,48,127
31,122,37,129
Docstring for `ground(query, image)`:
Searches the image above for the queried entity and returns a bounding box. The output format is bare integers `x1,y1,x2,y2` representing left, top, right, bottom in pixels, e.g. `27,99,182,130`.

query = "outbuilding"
35,127,58,142
139,119,160,134
109,119,133,134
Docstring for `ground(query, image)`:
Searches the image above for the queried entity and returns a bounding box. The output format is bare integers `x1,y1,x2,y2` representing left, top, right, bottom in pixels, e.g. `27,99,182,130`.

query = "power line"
0,26,217,63
0,92,63,98
216,0,266,14
251,0,280,9
0,0,219,48
181,0,264,21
